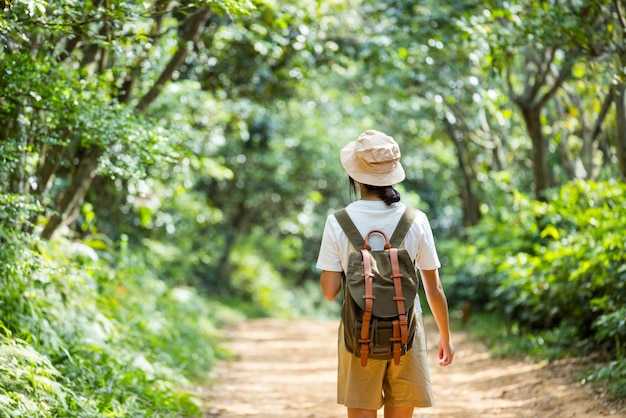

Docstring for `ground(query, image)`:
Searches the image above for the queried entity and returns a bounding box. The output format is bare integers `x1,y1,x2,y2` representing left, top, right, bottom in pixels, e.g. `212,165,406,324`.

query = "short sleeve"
414,212,441,270
316,215,343,272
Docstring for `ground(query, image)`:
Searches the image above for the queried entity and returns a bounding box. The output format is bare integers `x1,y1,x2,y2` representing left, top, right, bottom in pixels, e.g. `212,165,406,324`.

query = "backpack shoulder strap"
334,209,365,250
389,208,418,248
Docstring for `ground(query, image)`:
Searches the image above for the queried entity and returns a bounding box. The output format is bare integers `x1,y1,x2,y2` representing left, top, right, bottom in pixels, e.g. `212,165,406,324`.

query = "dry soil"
203,317,624,418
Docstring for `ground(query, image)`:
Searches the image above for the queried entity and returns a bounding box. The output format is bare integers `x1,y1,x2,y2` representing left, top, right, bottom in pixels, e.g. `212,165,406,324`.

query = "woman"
316,130,454,418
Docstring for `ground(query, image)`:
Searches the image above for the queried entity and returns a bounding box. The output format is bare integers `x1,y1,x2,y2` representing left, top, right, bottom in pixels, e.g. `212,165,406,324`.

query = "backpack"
334,208,419,367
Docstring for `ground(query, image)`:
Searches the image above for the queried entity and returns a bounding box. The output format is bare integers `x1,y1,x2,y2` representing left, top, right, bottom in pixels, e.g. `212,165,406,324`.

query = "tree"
0,0,253,239
477,0,622,199
334,0,507,229
602,0,626,180
122,0,361,291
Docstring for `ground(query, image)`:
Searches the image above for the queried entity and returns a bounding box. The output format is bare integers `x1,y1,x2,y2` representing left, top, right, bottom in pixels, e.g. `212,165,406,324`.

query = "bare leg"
348,408,377,418
383,405,414,418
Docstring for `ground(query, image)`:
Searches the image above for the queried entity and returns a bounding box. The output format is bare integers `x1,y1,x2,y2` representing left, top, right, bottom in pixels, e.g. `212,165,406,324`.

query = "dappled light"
1,0,625,416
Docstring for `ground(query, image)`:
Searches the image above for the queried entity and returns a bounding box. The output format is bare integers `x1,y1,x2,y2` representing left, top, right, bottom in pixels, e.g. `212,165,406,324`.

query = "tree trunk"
614,82,626,181
520,106,551,201
35,128,75,197
41,145,102,239
442,117,481,227
210,197,258,292
582,89,613,179
553,98,582,180
507,46,574,200
59,0,104,62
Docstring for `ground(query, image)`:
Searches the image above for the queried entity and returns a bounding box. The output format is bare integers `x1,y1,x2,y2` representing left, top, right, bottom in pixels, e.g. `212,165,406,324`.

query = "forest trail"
203,317,624,418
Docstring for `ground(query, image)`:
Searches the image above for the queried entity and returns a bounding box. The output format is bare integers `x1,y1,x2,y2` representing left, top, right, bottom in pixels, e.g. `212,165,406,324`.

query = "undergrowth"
441,180,626,405
0,198,243,417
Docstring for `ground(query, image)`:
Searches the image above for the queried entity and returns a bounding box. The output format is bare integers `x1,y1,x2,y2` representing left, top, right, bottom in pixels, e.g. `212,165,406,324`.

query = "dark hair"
349,177,401,206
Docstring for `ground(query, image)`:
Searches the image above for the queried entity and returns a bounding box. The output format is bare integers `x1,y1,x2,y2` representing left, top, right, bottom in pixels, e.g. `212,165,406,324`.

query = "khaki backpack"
334,208,419,367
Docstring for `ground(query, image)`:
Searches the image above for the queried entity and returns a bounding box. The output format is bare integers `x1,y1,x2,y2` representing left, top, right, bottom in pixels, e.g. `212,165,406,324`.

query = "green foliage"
2,0,626,412
196,0,330,100
0,200,236,417
0,0,257,240
0,51,174,186
227,224,341,319
444,180,626,357
461,312,556,359
586,359,626,401
0,334,72,418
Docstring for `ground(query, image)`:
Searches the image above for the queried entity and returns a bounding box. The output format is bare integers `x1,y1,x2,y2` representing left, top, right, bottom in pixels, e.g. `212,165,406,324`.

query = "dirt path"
203,318,624,418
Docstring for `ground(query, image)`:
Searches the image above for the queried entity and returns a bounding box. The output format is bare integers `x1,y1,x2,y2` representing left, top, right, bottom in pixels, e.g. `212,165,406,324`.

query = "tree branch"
529,46,557,101
615,0,626,30
536,56,575,109
135,7,213,112
590,88,614,142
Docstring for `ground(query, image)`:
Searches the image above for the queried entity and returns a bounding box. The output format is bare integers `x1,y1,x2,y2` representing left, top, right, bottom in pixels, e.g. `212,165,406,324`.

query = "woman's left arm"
420,268,455,366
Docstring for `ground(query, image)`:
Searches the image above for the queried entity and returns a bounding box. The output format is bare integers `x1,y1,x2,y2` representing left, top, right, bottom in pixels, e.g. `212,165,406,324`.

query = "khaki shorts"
337,313,434,410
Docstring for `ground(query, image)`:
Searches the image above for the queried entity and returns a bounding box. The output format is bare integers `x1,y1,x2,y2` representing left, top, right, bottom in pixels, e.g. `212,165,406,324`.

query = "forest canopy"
1,0,625,415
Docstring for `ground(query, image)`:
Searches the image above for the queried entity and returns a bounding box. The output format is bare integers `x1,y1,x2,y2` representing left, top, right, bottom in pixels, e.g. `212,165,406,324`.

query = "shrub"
0,194,232,417
444,180,626,354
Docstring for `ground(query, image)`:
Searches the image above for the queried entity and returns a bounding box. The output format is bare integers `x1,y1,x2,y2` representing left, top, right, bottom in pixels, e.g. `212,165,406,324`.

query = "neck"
359,184,381,201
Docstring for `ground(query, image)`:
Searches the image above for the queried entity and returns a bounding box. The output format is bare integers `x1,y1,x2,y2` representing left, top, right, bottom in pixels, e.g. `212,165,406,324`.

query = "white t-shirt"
316,200,441,314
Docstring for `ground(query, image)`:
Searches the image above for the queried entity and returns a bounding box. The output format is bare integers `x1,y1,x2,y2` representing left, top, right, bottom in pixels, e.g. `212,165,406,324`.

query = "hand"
438,339,455,366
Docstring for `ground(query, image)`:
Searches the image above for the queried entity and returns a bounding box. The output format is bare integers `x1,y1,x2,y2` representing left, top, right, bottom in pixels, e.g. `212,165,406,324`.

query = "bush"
444,180,626,354
0,194,235,417
587,359,626,402
442,180,626,398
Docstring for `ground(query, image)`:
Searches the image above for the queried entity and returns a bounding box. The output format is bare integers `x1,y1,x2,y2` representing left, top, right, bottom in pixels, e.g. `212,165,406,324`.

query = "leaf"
540,224,560,240
501,109,514,119
572,62,585,78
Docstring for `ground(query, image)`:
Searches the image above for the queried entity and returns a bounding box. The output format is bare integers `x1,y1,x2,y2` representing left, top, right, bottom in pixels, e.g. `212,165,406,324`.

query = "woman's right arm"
320,270,343,301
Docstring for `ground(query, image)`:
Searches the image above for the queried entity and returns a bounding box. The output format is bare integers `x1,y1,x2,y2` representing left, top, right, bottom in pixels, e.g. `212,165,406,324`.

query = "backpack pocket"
345,250,417,318
349,314,416,360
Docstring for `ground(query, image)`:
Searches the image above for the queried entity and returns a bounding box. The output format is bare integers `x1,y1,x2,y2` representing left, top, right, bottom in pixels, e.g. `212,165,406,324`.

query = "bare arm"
320,270,343,301
420,268,455,366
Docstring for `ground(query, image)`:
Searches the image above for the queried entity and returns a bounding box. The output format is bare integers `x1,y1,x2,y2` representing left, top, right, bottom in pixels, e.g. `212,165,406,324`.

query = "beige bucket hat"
340,129,405,186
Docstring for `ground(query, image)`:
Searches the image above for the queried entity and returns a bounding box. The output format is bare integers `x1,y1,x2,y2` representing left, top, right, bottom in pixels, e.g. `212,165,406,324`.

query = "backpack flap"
345,248,418,318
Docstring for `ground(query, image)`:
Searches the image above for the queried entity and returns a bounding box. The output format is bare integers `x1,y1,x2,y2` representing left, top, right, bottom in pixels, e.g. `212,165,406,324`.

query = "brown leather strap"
363,229,391,251
359,249,375,367
390,248,409,346
392,319,401,365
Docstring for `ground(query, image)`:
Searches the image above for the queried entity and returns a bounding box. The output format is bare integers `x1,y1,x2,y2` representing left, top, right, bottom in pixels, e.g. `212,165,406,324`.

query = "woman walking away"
316,130,454,418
